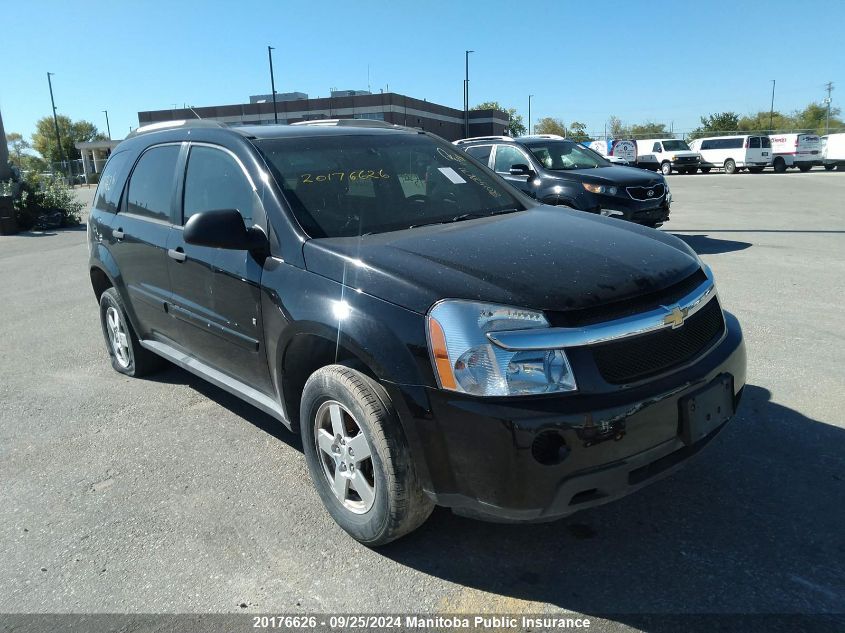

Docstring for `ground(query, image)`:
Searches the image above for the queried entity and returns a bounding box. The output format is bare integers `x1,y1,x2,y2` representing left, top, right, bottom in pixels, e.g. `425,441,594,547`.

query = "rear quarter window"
93,151,133,213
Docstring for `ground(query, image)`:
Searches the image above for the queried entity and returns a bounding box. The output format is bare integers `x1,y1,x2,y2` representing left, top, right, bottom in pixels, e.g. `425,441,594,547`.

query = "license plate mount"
679,375,734,446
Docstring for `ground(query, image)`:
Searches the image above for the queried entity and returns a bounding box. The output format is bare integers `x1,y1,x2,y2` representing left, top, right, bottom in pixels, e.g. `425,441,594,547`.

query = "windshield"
524,140,610,170
255,134,523,237
661,140,691,151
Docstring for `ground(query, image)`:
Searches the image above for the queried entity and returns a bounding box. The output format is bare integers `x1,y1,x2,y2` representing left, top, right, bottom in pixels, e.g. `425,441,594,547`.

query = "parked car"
88,119,746,546
768,133,822,172
634,139,701,175
687,135,772,174
820,133,845,171
455,135,671,227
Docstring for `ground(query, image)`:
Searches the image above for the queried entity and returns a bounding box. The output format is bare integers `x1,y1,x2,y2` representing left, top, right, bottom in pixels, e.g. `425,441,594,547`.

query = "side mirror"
184,209,268,254
509,163,535,177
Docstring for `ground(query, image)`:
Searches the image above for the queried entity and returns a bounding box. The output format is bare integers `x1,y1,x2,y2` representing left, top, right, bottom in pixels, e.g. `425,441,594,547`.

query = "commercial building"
138,91,510,141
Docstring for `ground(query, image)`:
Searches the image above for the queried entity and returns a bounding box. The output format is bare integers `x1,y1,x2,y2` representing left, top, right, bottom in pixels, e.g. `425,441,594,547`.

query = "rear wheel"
798,164,812,172
724,159,737,174
99,288,165,377
300,366,433,546
660,161,672,176
773,157,787,173
748,167,764,173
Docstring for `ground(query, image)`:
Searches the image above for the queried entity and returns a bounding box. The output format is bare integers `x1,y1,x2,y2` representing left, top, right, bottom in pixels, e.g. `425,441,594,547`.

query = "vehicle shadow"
379,385,845,630
145,364,301,449
11,224,87,237
672,233,752,255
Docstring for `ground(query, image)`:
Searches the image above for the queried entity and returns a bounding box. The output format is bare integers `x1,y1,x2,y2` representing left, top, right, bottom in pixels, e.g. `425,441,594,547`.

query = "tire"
798,164,812,172
99,287,165,377
748,167,764,174
700,167,712,174
724,159,737,175
824,164,836,171
300,365,434,546
660,161,672,175
773,157,787,173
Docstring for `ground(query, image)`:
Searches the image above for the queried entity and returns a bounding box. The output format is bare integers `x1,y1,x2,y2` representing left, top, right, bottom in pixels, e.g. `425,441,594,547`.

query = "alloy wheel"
314,400,377,514
105,306,131,369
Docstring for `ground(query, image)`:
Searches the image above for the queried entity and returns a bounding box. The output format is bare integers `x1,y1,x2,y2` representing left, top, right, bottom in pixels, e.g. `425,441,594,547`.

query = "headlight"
427,300,577,396
583,183,617,195
670,155,677,161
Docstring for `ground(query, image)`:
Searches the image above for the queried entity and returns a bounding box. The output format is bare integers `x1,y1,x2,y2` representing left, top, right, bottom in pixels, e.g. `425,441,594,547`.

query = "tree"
793,102,843,134
687,112,740,140
6,132,31,167
567,121,591,142
629,121,671,139
31,115,104,164
472,101,526,137
607,115,628,139
534,117,566,136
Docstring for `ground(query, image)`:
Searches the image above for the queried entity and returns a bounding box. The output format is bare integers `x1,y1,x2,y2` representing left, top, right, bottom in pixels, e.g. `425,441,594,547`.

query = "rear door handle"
113,228,124,240
167,247,186,262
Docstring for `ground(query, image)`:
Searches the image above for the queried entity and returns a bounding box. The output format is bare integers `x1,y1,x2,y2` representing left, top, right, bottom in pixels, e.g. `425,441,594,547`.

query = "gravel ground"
0,173,843,631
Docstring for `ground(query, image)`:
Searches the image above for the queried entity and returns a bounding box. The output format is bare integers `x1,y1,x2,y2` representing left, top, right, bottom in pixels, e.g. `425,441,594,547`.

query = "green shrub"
1,176,83,229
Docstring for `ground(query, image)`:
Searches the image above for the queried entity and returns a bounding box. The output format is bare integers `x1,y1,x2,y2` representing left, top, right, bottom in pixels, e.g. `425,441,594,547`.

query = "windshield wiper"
409,208,520,229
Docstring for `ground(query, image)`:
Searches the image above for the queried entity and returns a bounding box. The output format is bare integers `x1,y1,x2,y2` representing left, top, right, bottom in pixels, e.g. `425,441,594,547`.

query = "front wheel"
773,157,787,173
724,159,737,174
660,162,672,175
300,366,434,546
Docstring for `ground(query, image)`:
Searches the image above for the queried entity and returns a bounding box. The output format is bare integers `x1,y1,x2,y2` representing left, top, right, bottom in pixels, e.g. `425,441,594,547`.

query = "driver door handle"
167,247,186,262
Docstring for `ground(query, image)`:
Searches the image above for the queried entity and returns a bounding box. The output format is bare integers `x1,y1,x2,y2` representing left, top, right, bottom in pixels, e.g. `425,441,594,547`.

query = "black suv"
456,134,672,227
88,120,745,545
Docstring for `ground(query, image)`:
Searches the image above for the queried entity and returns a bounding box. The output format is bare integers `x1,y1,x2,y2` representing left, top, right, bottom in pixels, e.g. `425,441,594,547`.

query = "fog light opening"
531,431,569,466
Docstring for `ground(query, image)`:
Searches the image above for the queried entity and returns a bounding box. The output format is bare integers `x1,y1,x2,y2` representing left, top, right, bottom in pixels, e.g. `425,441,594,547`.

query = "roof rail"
126,119,228,139
517,134,566,140
290,118,404,130
453,135,513,145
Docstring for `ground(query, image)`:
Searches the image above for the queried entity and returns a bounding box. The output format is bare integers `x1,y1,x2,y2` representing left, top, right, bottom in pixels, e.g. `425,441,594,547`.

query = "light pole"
769,80,776,132
102,110,111,140
268,45,278,124
47,72,67,174
464,50,474,139
528,94,534,135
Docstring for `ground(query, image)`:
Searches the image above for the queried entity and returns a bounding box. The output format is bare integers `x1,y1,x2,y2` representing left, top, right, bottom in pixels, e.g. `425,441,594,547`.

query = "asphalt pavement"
1,172,843,631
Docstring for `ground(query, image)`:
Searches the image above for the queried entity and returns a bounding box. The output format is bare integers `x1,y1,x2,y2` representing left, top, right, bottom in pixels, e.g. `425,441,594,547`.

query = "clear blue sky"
2,0,843,143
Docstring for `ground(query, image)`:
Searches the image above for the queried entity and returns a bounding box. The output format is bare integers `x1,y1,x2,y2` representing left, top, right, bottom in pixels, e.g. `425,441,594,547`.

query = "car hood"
561,165,665,186
302,206,700,314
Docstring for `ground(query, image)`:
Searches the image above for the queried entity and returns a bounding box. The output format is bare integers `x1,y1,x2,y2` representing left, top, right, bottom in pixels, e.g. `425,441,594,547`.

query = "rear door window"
749,137,761,148
464,144,493,166
761,136,771,148
126,145,181,222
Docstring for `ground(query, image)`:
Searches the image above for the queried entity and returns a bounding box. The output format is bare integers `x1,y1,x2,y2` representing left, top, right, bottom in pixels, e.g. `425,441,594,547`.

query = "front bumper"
385,311,746,522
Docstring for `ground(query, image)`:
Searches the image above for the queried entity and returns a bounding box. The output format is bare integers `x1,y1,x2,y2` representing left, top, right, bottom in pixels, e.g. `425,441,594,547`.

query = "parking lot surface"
1,172,843,629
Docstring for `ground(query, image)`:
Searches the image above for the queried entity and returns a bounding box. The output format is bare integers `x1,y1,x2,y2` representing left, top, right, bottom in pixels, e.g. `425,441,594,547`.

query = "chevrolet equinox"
87,119,746,545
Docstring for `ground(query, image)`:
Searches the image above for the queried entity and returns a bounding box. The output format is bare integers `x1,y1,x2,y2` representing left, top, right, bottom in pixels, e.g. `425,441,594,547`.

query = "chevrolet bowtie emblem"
663,305,687,329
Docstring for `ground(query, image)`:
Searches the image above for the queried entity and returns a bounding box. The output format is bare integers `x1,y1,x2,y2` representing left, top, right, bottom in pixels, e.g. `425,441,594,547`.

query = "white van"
634,139,701,175
687,135,772,174
820,133,845,171
768,133,822,172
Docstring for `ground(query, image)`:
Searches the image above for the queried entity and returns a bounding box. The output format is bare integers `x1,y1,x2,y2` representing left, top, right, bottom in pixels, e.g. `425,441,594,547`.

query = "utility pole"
102,110,111,140
769,79,776,132
47,72,67,174
528,94,534,135
824,81,834,134
268,45,278,124
464,50,474,139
